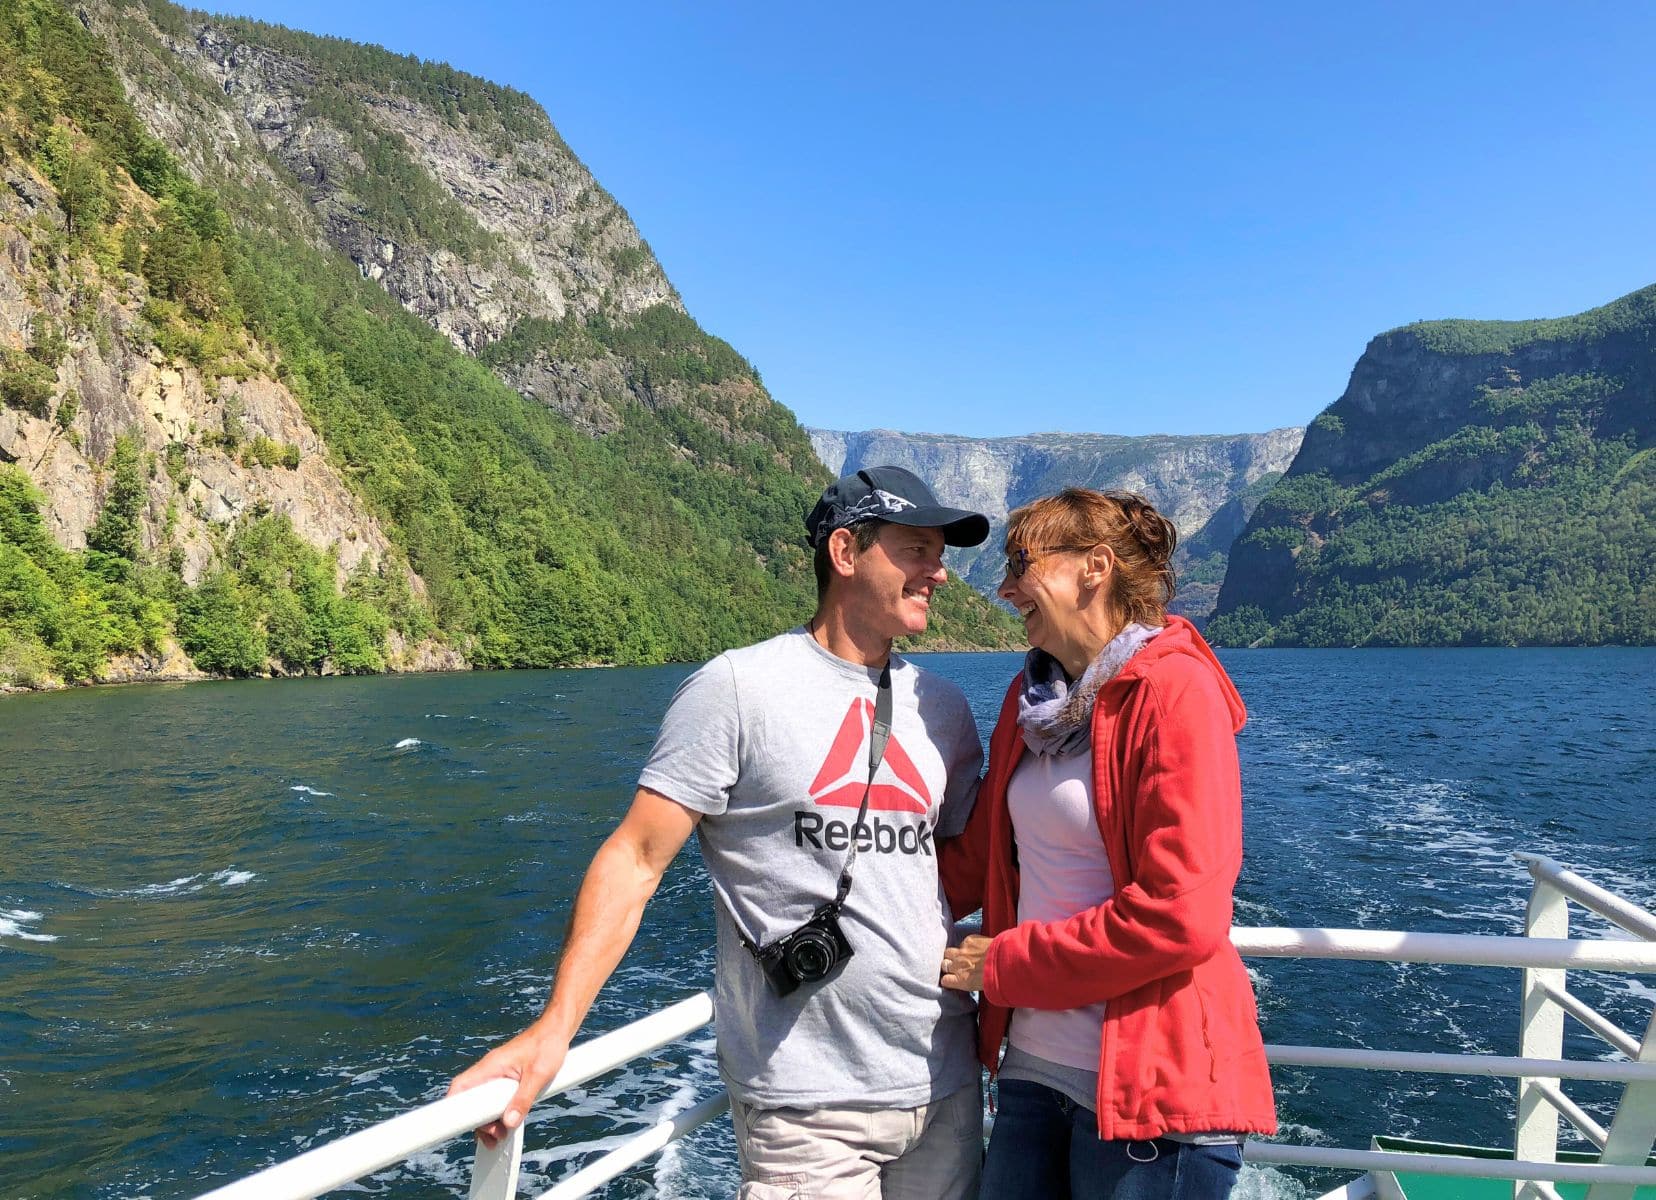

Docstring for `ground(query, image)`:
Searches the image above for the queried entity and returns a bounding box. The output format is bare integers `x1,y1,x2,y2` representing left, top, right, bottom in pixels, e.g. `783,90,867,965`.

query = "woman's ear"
1082,543,1115,592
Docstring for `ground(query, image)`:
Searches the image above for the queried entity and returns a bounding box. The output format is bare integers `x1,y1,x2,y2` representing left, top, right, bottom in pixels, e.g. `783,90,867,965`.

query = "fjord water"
2,649,1653,1199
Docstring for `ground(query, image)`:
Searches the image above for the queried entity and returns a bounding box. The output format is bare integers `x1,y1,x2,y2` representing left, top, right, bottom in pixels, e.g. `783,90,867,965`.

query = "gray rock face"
810,426,1304,619
84,4,790,460
0,159,418,626
94,10,677,356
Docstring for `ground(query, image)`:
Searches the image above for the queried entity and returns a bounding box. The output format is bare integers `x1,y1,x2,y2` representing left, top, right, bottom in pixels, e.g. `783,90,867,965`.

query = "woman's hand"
941,934,992,991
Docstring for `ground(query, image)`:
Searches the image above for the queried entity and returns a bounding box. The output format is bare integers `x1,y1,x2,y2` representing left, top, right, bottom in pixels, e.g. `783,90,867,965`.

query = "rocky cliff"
811,426,1304,620
86,3,707,419
1209,286,1656,646
0,173,393,584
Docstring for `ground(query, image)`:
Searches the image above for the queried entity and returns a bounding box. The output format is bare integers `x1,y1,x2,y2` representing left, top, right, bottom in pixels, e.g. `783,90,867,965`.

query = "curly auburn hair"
1005,488,1178,627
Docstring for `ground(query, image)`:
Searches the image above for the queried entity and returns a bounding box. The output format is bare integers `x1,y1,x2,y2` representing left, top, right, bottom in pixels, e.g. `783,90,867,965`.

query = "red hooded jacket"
940,616,1277,1139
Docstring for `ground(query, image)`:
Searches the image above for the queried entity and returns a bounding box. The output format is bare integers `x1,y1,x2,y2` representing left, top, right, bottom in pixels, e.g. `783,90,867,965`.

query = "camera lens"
787,929,838,982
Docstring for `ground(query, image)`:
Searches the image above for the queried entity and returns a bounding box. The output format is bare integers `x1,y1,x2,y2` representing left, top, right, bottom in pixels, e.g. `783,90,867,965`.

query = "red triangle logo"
807,698,932,814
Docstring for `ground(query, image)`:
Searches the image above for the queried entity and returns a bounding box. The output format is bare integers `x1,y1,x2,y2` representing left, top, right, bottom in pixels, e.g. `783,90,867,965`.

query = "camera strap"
831,662,892,908
734,660,893,957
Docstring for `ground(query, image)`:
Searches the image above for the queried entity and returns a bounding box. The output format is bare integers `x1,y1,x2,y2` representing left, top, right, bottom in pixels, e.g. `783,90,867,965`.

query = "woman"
939,487,1275,1199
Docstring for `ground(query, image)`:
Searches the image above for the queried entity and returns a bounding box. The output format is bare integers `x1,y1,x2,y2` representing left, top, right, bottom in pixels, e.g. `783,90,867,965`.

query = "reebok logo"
807,698,933,814
795,811,933,856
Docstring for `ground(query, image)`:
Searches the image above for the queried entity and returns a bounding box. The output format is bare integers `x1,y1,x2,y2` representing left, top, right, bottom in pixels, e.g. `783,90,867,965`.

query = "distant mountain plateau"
810,427,1305,623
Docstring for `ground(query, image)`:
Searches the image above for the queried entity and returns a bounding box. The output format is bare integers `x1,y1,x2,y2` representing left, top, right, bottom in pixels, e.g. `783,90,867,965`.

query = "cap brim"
884,506,991,548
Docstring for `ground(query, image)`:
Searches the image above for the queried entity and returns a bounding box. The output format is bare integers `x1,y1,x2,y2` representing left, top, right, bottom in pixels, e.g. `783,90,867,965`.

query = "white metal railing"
1228,881,1656,1198
1230,926,1656,972
194,860,1656,1200
196,993,717,1200
1246,1142,1656,1187
1510,853,1656,1200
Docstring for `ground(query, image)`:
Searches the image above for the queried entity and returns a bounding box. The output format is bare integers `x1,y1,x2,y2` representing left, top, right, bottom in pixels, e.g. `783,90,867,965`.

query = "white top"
1006,749,1113,1071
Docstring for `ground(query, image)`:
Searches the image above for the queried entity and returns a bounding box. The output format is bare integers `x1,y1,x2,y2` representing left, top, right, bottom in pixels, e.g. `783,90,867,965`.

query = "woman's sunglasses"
1005,545,1094,578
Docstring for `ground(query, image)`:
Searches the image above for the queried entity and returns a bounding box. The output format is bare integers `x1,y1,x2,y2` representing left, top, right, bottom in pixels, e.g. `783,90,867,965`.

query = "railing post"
1583,1004,1656,1200
1515,878,1569,1199
466,1123,524,1200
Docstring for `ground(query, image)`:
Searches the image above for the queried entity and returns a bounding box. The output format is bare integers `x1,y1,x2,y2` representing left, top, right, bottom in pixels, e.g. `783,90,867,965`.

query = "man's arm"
447,787,700,1147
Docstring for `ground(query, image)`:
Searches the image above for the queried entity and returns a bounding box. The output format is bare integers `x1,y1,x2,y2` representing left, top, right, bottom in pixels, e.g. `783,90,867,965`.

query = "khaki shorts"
730,1084,983,1200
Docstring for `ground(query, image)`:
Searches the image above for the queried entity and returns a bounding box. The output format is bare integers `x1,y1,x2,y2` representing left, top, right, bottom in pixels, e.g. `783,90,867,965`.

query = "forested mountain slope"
0,0,1015,688
1209,286,1656,646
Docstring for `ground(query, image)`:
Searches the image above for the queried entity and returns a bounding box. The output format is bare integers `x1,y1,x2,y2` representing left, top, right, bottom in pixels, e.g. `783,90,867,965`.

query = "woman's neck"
1055,609,1128,679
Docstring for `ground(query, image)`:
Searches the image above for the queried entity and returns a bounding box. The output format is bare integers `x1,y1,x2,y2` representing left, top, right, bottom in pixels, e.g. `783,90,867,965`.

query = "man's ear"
825,526,861,580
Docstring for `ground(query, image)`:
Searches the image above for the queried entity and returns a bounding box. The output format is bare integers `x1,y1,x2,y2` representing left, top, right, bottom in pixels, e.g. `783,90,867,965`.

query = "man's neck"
807,607,893,669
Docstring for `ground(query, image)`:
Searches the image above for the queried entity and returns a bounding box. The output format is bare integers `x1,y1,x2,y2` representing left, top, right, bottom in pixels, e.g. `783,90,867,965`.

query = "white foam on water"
394,737,422,749
1599,973,1656,1005
1262,1120,1331,1147
119,868,257,897
650,1071,733,1198
0,907,56,942
384,1148,468,1191
519,1127,642,1169
476,965,556,1005
131,875,203,896
1235,1163,1314,1200
289,785,333,797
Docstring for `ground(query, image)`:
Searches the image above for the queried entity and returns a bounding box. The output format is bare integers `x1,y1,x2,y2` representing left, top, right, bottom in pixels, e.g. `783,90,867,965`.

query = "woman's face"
997,544,1091,663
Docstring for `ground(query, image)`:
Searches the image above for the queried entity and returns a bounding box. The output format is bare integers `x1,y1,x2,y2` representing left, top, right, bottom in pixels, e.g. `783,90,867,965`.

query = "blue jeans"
980,1079,1242,1200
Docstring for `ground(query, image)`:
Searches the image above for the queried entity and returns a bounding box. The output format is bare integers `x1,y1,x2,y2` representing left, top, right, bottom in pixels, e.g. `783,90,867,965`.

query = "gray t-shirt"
639,627,983,1110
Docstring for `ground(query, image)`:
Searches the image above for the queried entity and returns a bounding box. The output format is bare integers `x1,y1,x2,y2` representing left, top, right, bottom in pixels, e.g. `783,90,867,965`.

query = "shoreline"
0,622,1037,698
6,640,1649,700
0,640,1027,699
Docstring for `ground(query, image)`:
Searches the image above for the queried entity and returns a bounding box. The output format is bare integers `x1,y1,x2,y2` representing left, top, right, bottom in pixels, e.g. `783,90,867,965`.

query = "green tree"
176,570,266,674
38,125,111,235
85,434,147,563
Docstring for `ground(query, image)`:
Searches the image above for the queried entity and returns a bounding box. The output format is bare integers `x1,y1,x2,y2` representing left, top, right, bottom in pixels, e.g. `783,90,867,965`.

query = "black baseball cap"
805,465,990,549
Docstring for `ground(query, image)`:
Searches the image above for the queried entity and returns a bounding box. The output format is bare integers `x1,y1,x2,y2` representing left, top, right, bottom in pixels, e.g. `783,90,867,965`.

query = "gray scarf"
1017,623,1163,757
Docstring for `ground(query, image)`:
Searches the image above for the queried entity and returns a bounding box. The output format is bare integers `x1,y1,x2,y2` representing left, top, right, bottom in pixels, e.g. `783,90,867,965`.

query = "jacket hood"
1115,615,1246,733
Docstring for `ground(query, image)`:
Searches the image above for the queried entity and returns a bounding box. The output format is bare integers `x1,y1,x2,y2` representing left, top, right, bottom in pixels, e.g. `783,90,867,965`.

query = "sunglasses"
1005,545,1094,578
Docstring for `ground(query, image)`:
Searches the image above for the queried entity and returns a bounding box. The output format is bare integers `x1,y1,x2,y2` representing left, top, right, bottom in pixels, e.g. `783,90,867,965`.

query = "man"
449,466,990,1199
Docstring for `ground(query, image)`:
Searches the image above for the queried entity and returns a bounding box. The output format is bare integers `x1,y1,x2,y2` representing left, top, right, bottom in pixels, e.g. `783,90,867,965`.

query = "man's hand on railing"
446,1022,571,1150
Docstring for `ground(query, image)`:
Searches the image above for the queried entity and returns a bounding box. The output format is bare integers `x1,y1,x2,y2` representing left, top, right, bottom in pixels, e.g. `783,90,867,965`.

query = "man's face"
843,524,949,639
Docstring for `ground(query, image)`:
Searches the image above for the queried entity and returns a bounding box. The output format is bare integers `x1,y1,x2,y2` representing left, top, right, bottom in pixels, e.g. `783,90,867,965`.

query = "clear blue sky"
217,1,1656,438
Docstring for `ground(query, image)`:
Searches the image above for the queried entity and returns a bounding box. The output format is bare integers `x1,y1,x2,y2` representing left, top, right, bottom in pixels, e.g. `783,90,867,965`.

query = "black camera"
752,901,854,997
